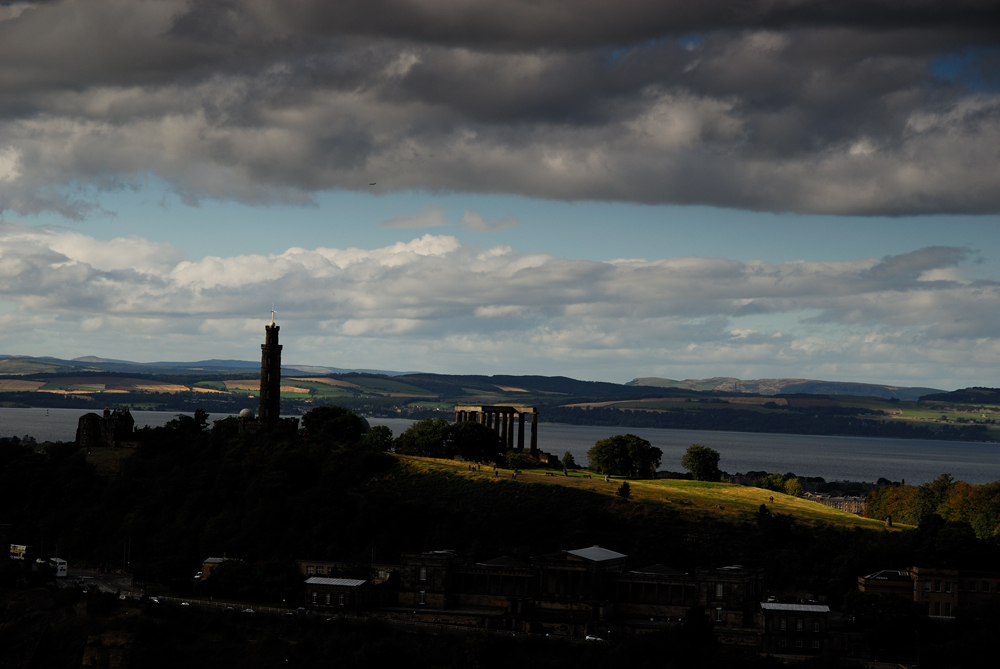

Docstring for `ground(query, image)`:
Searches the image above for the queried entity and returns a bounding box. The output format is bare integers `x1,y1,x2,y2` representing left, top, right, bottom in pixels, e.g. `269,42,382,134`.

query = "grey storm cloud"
0,0,998,217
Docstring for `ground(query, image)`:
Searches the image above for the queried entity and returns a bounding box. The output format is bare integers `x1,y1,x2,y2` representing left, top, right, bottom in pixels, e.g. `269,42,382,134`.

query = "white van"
49,557,68,578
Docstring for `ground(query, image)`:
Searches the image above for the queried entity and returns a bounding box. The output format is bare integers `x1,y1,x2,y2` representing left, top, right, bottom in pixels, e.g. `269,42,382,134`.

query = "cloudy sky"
1,1,999,389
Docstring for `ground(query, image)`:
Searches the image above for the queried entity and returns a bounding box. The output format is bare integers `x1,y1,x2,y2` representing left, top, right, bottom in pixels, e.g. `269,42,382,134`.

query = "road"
64,568,138,596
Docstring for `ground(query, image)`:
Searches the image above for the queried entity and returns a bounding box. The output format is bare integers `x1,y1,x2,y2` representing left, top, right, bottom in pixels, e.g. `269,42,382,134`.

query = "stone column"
517,412,526,451
506,410,514,451
530,411,538,454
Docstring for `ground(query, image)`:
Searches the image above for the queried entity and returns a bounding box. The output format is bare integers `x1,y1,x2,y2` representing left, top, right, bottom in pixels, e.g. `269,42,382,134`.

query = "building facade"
76,406,136,448
858,566,1000,618
300,545,773,643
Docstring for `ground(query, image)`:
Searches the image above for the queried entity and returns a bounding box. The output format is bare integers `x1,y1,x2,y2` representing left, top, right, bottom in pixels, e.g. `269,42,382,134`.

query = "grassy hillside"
401,455,894,530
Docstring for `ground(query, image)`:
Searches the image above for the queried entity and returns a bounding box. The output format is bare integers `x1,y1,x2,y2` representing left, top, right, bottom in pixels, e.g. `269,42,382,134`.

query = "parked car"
585,635,604,642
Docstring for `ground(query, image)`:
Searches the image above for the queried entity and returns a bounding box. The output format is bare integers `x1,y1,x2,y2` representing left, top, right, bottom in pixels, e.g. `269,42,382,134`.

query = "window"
795,639,803,648
946,582,952,593
779,638,787,648
419,567,427,582
812,640,820,649
984,581,991,593
813,620,820,632
311,591,317,604
715,583,723,599
933,602,940,616
339,593,345,606
715,608,722,622
944,602,951,616
779,617,787,631
970,581,977,592
796,619,803,632
924,581,931,592
325,592,331,605
418,591,426,605
306,566,315,575
934,581,941,593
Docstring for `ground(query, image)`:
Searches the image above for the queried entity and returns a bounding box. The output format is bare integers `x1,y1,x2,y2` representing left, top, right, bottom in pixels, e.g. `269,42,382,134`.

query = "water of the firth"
3,408,998,485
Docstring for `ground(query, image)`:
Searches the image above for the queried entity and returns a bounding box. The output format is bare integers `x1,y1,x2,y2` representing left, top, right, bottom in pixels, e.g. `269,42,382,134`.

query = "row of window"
778,617,821,632
306,565,333,576
923,580,993,593
929,601,953,617
778,638,821,649
310,591,346,606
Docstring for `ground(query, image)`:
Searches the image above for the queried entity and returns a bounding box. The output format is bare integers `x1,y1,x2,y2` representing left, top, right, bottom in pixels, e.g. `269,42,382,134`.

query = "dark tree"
301,406,367,446
617,480,632,500
445,421,504,464
393,418,452,457
587,434,661,478
562,451,576,470
681,444,721,481
363,425,394,452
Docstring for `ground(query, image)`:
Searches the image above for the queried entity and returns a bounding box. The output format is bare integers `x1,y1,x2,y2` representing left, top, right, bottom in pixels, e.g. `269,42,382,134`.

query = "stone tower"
258,313,282,425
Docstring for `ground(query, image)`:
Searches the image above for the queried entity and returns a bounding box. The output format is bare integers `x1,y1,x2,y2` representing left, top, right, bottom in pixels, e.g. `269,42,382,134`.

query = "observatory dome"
239,408,254,419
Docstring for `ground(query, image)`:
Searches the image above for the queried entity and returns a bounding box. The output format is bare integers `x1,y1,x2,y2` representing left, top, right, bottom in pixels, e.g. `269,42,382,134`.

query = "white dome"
239,408,254,419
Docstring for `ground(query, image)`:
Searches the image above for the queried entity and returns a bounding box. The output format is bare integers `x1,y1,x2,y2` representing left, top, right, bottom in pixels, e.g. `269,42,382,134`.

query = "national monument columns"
454,405,539,455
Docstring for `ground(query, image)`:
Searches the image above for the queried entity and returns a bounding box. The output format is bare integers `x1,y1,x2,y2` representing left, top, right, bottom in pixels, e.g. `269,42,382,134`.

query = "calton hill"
2,405,1000,668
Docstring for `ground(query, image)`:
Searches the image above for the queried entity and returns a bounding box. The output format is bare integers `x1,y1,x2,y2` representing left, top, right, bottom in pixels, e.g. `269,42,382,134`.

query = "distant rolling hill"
627,376,945,401
0,354,408,377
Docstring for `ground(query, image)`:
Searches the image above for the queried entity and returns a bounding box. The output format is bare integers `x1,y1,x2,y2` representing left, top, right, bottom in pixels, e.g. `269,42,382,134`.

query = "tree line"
544,405,996,441
866,474,1000,539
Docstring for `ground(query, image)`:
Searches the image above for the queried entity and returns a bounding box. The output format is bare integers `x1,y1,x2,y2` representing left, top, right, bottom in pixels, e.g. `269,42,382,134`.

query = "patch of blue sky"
14,177,1000,277
678,33,703,50
606,33,700,62
728,310,826,335
930,47,1000,92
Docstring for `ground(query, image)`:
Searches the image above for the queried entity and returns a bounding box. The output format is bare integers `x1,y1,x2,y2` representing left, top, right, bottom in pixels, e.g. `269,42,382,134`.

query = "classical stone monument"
453,404,538,454
76,406,135,448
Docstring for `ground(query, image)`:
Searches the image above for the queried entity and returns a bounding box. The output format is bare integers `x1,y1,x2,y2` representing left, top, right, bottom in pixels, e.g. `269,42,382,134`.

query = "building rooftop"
761,603,830,613
631,563,688,576
305,577,367,587
566,546,627,562
862,569,911,581
477,556,530,568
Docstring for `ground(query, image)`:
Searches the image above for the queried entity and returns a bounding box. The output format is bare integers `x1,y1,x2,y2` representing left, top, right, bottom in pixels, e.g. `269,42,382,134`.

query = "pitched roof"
304,577,366,587
761,603,829,613
862,569,911,581
477,556,530,568
566,546,627,562
631,563,687,576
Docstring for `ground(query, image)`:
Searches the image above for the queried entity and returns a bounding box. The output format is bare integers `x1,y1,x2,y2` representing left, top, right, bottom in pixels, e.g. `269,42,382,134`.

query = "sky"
1,1,999,389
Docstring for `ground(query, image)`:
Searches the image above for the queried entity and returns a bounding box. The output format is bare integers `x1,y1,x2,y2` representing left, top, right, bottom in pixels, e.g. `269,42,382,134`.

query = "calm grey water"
3,408,998,485
369,418,1000,485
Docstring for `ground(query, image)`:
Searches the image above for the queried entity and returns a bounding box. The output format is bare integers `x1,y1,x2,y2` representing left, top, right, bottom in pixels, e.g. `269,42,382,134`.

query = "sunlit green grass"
398,455,899,530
